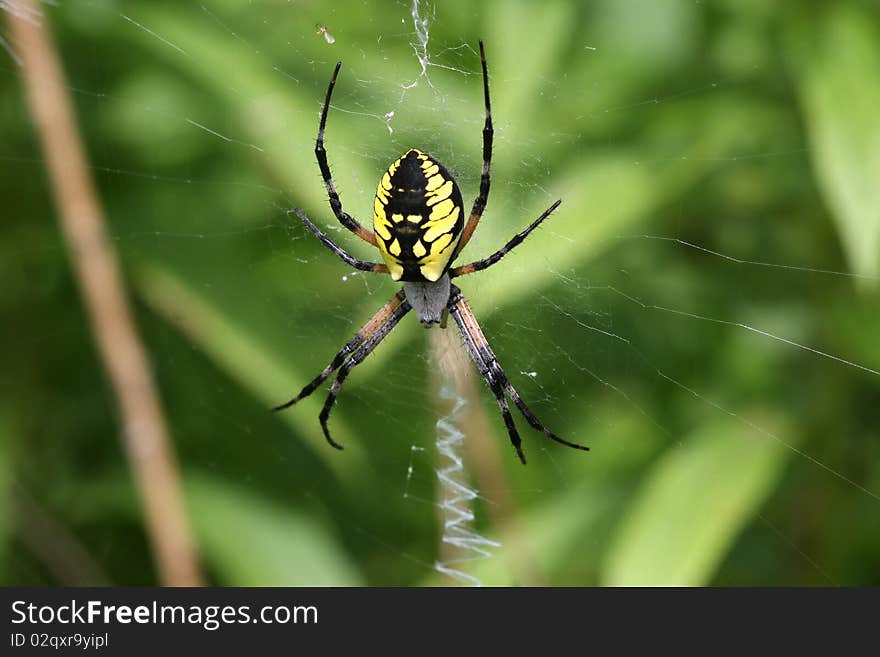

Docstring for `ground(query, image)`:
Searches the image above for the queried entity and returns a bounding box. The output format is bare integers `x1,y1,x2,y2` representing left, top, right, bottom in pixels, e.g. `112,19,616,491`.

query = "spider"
274,41,589,464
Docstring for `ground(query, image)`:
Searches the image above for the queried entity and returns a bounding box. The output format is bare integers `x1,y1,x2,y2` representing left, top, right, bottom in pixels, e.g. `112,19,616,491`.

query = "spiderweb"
3,0,879,586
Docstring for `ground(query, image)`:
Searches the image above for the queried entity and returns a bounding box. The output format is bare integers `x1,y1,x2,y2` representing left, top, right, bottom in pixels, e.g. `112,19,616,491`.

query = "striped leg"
273,291,405,413
495,369,588,453
453,40,494,258
448,286,589,463
449,290,526,462
487,375,526,464
450,199,561,277
294,209,388,274
314,62,378,246
318,298,412,449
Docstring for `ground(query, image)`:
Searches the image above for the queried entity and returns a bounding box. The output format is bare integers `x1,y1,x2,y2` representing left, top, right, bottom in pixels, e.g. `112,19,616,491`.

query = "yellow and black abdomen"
373,149,465,282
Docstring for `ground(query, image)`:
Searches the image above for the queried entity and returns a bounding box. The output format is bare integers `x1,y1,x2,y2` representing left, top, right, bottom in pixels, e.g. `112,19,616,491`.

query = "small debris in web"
316,25,335,45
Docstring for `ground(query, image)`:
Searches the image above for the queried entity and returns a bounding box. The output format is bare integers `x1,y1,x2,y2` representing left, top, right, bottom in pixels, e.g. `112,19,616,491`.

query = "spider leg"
273,291,406,412
447,289,525,463
318,296,412,450
492,363,590,453
487,374,528,464
488,377,527,465
448,286,589,462
453,40,493,258
294,208,388,273
315,62,378,246
450,199,561,277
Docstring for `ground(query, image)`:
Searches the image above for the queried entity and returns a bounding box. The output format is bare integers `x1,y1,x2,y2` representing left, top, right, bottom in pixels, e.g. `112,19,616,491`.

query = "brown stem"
8,3,202,586
457,362,546,586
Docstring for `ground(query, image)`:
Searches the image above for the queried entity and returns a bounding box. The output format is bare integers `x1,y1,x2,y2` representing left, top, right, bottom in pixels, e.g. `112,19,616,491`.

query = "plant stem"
8,2,202,586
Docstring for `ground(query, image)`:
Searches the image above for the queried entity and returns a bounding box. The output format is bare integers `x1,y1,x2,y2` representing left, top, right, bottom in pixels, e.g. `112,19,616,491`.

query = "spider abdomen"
373,149,465,282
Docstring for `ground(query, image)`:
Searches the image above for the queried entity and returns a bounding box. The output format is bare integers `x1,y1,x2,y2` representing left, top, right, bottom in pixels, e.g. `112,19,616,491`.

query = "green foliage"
602,414,791,586
3,0,879,586
789,5,880,284
187,474,362,586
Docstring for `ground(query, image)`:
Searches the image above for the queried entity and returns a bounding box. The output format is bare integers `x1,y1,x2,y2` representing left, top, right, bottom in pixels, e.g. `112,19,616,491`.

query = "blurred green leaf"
134,261,365,479
487,0,575,146
461,479,626,586
601,413,791,586
187,473,362,586
789,6,880,285
453,94,780,314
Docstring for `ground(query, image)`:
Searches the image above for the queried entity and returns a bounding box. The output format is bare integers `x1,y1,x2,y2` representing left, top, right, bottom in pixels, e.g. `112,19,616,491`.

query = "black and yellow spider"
275,41,589,464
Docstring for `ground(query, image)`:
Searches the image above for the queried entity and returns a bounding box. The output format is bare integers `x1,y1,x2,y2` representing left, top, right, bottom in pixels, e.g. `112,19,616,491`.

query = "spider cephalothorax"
274,41,589,464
